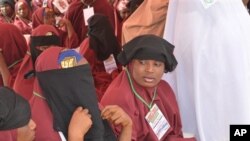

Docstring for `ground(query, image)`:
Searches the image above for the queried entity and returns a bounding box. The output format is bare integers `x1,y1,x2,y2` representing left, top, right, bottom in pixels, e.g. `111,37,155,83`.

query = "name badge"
42,0,48,8
103,54,118,74
200,0,217,9
52,0,69,13
83,6,94,25
145,104,170,140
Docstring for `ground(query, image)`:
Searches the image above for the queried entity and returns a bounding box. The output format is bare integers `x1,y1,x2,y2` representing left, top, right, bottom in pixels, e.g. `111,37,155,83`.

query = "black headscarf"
0,0,15,8
128,0,144,14
30,35,61,65
0,87,31,130
118,34,178,72
87,14,121,61
36,65,116,141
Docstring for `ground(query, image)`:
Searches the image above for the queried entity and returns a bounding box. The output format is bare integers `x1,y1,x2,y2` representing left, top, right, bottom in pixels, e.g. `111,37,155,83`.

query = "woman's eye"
154,62,162,67
139,60,146,65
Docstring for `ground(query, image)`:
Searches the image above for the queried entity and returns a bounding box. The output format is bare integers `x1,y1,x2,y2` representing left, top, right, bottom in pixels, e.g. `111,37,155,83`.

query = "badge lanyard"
125,68,157,109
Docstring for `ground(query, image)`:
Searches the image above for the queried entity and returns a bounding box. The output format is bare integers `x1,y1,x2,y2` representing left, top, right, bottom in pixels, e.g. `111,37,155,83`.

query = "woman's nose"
29,119,37,130
145,64,154,72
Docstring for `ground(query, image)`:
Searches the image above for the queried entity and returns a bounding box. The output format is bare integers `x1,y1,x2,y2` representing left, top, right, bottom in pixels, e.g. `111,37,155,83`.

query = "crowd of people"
1,0,250,141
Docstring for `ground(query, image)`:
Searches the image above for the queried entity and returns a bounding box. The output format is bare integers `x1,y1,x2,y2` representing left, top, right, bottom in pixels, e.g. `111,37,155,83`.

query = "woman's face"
17,119,36,141
0,3,14,17
16,2,29,18
43,8,56,25
131,59,165,88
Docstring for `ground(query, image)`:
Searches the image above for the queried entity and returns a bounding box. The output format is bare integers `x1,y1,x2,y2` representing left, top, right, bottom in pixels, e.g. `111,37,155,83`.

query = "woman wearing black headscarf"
101,34,196,141
33,45,132,141
0,86,97,141
0,86,35,141
79,14,122,101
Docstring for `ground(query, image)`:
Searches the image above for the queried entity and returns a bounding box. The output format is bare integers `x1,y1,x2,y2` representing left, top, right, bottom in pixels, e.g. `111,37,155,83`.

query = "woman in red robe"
101,35,196,141
32,7,79,48
14,0,32,34
32,46,132,141
13,25,61,100
64,0,115,44
79,14,122,101
0,23,27,88
0,0,15,23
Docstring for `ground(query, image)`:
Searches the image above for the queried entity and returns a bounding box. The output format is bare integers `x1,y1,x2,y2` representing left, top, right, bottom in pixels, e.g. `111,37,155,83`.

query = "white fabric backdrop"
163,0,250,141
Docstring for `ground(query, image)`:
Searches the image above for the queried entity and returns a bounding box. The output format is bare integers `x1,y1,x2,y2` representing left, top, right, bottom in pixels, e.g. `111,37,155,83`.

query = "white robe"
163,0,250,141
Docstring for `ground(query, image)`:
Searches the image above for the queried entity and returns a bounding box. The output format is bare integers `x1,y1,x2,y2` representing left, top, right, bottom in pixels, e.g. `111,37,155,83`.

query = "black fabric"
118,34,178,72
87,14,121,61
36,65,116,141
30,35,61,65
248,1,250,13
0,87,31,130
0,0,15,8
128,0,144,14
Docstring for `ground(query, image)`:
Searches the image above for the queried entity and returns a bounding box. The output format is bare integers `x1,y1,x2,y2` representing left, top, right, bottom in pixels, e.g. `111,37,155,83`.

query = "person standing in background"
121,0,168,45
163,0,250,140
64,0,115,44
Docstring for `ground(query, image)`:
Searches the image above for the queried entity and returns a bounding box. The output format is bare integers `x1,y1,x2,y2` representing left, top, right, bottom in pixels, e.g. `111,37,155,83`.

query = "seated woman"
32,7,78,48
0,0,15,23
0,23,27,88
33,46,132,141
101,35,196,141
79,14,122,101
14,0,32,34
13,25,61,100
0,86,93,141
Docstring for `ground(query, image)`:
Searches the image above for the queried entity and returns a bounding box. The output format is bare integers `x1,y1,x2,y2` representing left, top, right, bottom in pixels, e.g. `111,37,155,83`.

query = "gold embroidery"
60,56,77,68
33,91,46,100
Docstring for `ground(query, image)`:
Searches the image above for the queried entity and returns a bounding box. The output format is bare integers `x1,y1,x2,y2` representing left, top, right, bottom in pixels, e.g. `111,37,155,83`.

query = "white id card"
103,54,118,74
52,0,69,13
83,7,94,25
145,104,170,140
200,0,217,9
42,0,48,8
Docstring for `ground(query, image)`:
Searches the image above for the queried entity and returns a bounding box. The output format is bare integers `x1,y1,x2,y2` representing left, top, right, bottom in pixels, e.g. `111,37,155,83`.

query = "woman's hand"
68,107,92,141
101,105,132,128
101,105,132,141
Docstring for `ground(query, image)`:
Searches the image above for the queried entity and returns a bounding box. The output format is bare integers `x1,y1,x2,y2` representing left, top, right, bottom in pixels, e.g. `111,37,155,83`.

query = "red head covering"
31,0,43,10
14,0,33,34
15,0,32,18
32,24,59,36
0,23,27,87
31,7,44,28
